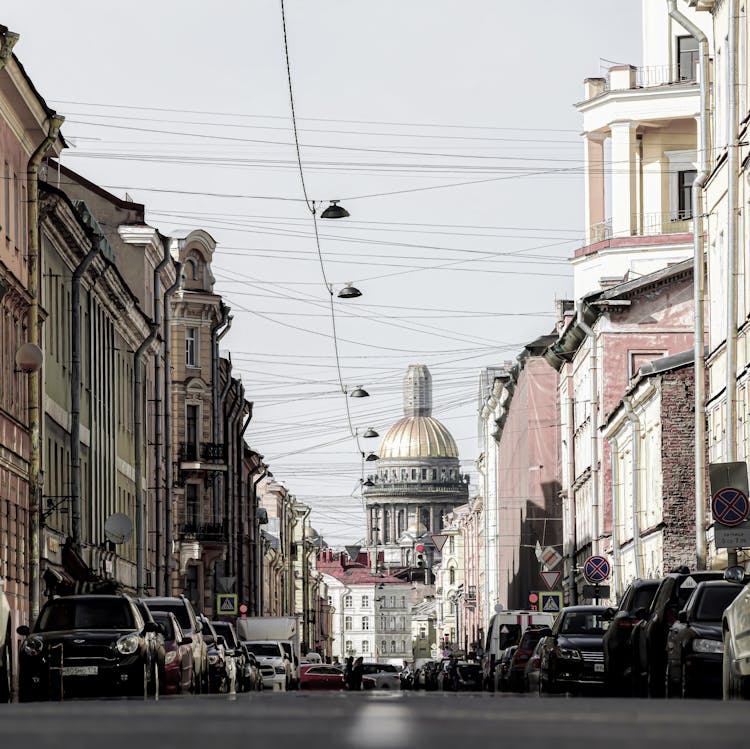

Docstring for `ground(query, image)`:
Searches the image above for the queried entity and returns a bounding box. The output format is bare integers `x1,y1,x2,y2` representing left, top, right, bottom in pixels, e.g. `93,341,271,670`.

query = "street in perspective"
2,1,750,747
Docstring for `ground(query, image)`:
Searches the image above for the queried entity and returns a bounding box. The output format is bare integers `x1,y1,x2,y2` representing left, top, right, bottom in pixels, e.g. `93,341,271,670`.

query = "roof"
319,562,409,586
379,415,459,460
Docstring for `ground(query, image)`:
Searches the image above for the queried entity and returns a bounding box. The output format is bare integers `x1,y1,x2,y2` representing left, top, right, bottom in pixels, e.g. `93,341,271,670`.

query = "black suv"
632,568,724,697
602,578,660,695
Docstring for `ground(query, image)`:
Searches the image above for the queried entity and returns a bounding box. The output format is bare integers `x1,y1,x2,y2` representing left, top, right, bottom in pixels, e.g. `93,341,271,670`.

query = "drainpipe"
152,243,171,595
609,439,621,598
577,301,600,555
238,404,252,603
667,0,710,570
70,231,103,550
252,468,268,615
27,113,64,623
135,323,158,596
622,397,643,579
218,365,235,531
211,308,231,521
162,262,182,595
565,366,578,604
224,386,242,575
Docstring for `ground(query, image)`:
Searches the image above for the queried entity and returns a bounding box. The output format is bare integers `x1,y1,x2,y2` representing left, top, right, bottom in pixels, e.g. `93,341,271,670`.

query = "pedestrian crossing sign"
216,593,238,615
538,591,563,614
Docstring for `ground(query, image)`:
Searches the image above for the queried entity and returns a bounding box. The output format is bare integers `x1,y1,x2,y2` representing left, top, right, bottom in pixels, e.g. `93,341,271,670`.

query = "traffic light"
415,543,425,568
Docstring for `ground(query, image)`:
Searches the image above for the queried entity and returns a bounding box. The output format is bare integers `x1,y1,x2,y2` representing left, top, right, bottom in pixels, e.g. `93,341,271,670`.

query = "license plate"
594,664,604,673
62,666,98,676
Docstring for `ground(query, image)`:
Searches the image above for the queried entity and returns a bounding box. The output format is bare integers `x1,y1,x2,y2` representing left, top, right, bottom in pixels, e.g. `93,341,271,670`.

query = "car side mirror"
143,621,160,634
725,565,746,584
604,607,616,620
677,610,688,624
16,625,30,637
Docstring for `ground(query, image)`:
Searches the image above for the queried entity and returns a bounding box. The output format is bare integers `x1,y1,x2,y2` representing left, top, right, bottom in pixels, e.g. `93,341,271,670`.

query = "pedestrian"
350,656,364,691
343,656,353,690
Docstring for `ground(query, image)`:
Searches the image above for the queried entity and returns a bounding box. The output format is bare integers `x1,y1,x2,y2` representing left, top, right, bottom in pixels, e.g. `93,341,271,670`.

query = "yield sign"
430,534,448,552
540,570,562,590
712,487,750,527
345,545,361,561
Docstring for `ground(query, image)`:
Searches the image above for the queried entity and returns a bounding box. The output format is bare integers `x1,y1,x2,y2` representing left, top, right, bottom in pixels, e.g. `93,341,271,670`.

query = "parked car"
602,578,660,695
17,594,160,701
0,575,11,702
299,663,345,690
145,596,208,693
422,659,441,691
150,610,194,695
665,579,744,698
723,566,750,699
211,621,245,691
523,639,544,693
632,568,724,697
455,661,482,691
244,640,290,690
134,598,166,695
509,627,549,692
200,616,235,693
538,605,610,694
496,646,518,692
360,662,401,689
241,647,263,691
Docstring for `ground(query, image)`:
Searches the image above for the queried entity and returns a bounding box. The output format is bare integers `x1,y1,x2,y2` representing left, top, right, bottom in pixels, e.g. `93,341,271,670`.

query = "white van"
481,610,556,691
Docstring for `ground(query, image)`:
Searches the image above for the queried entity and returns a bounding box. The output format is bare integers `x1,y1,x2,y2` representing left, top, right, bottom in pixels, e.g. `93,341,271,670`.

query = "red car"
299,664,345,690
151,610,195,694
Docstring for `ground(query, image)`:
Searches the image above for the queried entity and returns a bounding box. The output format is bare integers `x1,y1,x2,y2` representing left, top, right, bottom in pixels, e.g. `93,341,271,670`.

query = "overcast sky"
3,1,641,545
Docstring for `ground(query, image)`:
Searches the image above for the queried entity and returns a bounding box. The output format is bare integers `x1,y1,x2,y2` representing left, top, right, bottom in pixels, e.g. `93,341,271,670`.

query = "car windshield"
632,585,659,611
212,623,236,647
151,613,174,640
146,601,192,631
560,612,609,635
37,599,134,632
693,586,743,621
519,629,545,649
246,642,281,657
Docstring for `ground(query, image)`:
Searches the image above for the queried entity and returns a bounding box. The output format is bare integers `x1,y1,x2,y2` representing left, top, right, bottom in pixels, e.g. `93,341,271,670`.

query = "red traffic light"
415,544,425,553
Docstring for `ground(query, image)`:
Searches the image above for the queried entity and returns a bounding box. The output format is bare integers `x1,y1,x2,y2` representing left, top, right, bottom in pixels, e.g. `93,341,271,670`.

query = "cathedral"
363,364,469,571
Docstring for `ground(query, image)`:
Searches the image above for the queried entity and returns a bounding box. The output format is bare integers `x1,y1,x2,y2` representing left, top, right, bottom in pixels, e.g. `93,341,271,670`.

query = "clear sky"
3,1,641,545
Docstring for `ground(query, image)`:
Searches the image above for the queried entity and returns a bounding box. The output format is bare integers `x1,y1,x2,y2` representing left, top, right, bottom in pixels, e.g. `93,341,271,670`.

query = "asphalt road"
2,692,749,749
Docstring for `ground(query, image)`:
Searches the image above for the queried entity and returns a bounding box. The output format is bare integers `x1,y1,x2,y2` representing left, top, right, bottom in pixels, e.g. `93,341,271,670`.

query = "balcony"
364,480,470,498
179,521,227,543
604,60,698,92
178,442,228,473
588,212,693,245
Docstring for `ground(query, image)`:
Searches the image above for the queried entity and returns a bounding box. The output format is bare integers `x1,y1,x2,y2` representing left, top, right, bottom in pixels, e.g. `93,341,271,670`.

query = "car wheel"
0,626,11,703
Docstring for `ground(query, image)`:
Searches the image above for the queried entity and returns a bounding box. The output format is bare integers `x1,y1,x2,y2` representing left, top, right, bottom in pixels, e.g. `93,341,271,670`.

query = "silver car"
361,662,401,689
722,566,750,699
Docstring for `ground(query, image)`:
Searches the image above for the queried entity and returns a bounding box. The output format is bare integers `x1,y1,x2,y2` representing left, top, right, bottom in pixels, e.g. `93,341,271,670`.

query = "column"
609,121,639,239
584,132,607,244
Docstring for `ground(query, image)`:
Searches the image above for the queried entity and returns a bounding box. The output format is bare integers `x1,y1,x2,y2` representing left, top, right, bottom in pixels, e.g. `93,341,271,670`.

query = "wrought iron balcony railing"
179,442,227,463
179,521,227,542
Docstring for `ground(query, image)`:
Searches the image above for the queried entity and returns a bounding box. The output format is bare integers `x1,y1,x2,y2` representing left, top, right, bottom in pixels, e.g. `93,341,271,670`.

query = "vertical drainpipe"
211,308,231,520
70,229,103,550
622,397,643,579
667,0,710,569
135,323,158,596
577,302,600,555
162,262,182,596
566,365,578,603
27,113,64,623
238,404,252,603
609,438,621,598
152,244,171,595
252,468,268,615
223,383,241,574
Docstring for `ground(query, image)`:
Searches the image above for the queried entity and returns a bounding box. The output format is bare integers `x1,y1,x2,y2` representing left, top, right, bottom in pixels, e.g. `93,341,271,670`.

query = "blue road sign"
583,555,610,584
712,487,750,528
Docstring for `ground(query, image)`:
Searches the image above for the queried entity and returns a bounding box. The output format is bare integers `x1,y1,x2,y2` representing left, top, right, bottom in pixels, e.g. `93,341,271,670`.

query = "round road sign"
583,555,610,584
528,593,539,604
712,487,750,527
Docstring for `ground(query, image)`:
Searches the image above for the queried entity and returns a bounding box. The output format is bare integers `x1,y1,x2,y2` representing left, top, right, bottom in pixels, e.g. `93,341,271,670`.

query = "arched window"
362,617,369,630
380,640,387,654
449,567,456,585
380,614,387,630
400,640,406,653
345,616,352,631
390,640,396,653
344,595,352,608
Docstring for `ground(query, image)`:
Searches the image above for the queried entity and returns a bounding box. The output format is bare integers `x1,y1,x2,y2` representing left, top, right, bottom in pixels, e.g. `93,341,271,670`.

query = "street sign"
583,555,611,584
430,534,448,552
582,585,610,601
528,592,539,604
345,545,361,561
539,591,563,613
712,487,750,527
540,570,562,590
541,546,563,570
216,593,238,615
715,523,750,549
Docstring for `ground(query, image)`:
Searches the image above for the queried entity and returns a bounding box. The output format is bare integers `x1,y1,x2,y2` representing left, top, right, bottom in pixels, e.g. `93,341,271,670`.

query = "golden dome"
379,416,459,460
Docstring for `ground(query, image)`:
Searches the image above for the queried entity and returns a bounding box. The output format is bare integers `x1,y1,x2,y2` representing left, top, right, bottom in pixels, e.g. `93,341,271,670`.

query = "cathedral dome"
379,415,458,460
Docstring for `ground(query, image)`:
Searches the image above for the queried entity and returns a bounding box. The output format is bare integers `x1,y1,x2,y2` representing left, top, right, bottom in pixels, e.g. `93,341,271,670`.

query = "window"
185,328,197,367
400,641,406,653
186,405,198,459
677,169,696,219
419,626,426,639
361,595,369,608
390,641,396,653
362,641,369,653
388,595,395,608
411,468,417,480
400,596,406,609
361,617,369,630
380,640,387,654
344,595,352,608
345,640,353,654
449,536,455,554
186,484,199,525
380,614,387,630
421,468,427,480
345,616,352,631
677,35,699,82
432,468,437,480
449,567,456,585
401,468,408,481
397,510,405,537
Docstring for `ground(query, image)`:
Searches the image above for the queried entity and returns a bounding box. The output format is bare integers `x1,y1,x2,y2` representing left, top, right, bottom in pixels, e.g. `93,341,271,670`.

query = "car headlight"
165,651,178,665
692,638,723,654
208,655,219,665
22,636,44,656
275,666,286,674
116,634,141,655
558,648,582,659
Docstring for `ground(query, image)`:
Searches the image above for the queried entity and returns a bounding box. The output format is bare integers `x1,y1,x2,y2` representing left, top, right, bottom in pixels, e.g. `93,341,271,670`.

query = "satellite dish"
104,513,133,545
